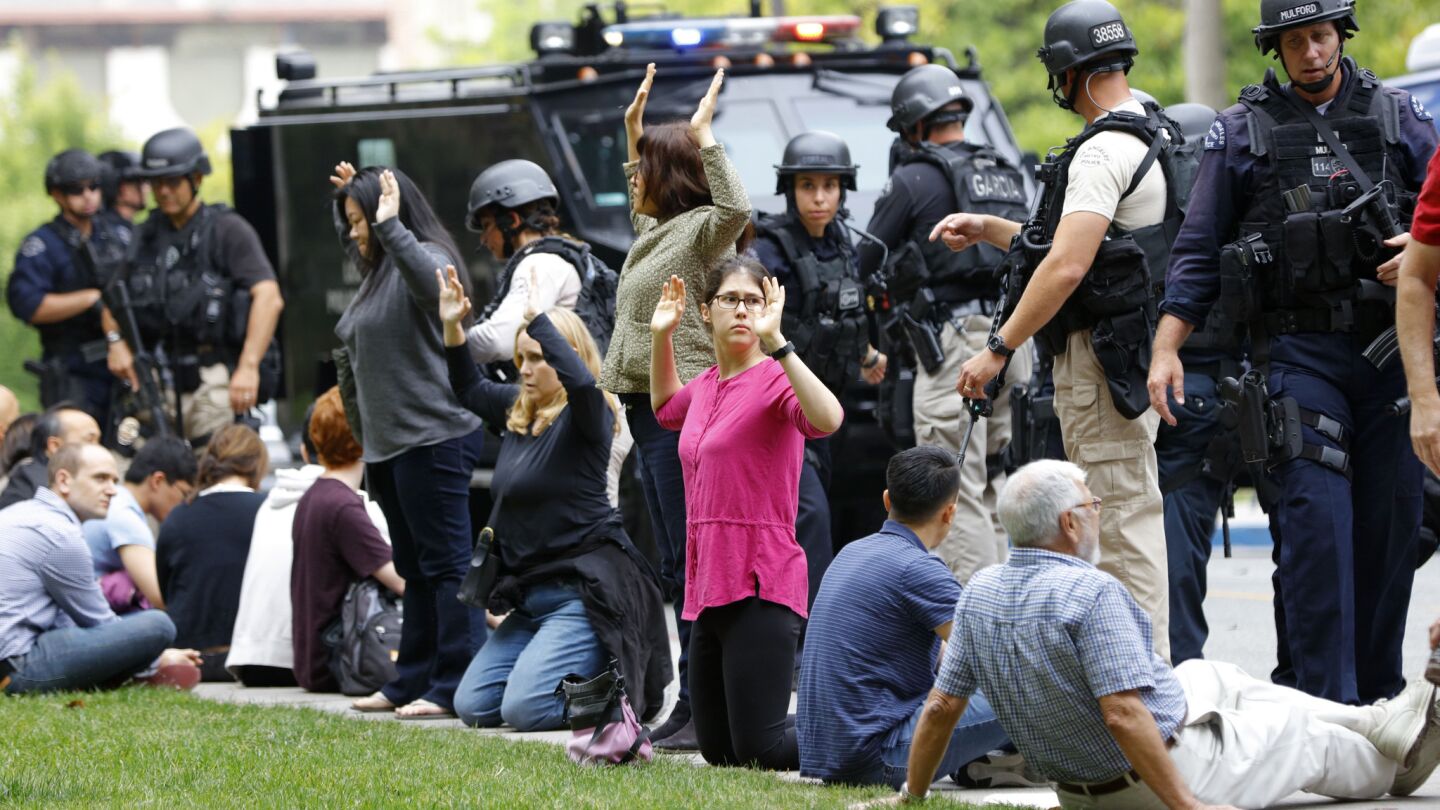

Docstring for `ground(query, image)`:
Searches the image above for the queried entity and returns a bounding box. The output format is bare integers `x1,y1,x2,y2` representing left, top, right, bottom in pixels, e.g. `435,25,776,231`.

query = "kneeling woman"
438,267,668,731
649,258,843,769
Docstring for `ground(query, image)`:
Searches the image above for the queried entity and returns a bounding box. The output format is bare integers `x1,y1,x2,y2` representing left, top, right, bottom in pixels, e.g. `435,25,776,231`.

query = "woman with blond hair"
438,266,668,731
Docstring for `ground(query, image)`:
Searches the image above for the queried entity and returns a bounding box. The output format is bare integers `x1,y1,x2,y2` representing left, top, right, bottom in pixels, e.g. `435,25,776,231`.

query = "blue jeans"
4,610,175,694
828,692,1008,789
622,395,690,705
453,582,606,731
366,429,488,710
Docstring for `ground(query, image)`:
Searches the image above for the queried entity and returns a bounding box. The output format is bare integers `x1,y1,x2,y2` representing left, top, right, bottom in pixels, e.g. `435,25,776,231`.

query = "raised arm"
438,266,517,426
649,275,686,413
525,311,610,444
756,277,843,434
372,169,452,309
692,71,752,252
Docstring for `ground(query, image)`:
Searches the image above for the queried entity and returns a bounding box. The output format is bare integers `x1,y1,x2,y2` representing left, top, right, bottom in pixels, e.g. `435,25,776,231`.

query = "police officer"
7,149,138,427
1151,0,1437,702
860,64,1033,584
943,0,1173,658
464,159,585,364
97,150,148,223
125,127,285,443
752,130,881,610
1147,102,1250,665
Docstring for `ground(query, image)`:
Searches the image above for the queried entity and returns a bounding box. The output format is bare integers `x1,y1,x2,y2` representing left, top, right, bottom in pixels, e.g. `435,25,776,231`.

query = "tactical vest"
33,216,130,354
1234,61,1413,339
753,212,867,394
1028,102,1184,356
888,142,1029,305
126,203,238,351
484,235,619,355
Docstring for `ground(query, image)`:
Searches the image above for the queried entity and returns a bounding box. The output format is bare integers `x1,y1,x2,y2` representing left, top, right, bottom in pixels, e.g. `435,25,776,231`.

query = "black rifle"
103,276,173,442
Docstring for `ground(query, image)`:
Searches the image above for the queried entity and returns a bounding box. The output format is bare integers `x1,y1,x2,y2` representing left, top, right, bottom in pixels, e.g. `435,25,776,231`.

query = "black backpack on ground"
321,578,402,696
485,236,619,356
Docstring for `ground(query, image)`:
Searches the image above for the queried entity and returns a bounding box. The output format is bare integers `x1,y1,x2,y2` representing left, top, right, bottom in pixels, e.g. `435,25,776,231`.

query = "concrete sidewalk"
194,546,1440,808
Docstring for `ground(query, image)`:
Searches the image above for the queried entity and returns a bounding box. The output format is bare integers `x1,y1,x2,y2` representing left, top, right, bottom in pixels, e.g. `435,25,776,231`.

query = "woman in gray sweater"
330,163,486,719
597,65,751,748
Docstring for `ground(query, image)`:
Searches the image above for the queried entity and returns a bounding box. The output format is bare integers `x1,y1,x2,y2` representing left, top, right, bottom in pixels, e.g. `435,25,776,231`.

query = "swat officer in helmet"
751,130,881,611
8,149,138,428
860,64,1032,585
940,0,1173,658
463,159,590,363
124,127,285,443
97,150,148,224
1151,0,1437,704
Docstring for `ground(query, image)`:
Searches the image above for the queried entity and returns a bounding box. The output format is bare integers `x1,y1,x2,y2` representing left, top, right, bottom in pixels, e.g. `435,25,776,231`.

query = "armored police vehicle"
230,4,1033,545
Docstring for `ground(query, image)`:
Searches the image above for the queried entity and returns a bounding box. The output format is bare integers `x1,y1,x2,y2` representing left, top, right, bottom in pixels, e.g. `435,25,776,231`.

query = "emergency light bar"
601,15,862,51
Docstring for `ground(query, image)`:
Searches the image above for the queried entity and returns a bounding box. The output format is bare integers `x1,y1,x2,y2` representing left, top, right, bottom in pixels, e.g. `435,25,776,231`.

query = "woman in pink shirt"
649,256,843,770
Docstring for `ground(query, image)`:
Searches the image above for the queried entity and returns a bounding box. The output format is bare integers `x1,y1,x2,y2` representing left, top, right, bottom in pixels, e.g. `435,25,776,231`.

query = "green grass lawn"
0,688,1016,809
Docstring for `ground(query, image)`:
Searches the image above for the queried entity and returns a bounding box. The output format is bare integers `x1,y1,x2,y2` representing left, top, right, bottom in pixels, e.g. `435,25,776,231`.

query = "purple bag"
556,665,653,766
100,570,151,614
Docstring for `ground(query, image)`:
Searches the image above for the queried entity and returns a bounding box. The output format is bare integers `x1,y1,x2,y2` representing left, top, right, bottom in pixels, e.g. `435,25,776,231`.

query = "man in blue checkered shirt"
875,460,1440,808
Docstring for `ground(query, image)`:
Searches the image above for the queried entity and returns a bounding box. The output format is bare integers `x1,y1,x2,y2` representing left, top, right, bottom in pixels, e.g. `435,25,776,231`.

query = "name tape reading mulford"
1279,3,1320,22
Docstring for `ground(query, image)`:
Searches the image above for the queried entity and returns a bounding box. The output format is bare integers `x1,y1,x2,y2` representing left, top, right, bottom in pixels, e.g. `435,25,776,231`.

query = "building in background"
0,0,491,143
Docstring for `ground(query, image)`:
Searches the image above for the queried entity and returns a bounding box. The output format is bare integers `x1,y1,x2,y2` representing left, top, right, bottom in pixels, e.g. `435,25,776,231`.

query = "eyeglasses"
58,182,100,195
1069,497,1103,514
711,294,767,312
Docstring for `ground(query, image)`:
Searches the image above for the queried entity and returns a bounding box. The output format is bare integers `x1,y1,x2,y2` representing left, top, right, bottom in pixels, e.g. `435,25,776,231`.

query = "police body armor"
1234,61,1414,345
753,212,867,394
127,203,276,397
1018,101,1185,419
886,141,1029,307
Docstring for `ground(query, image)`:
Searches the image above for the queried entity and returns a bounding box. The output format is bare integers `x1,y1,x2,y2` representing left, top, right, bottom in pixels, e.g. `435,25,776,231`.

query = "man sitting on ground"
798,445,1025,789
0,403,101,510
83,437,196,612
1,443,200,693
888,459,1440,808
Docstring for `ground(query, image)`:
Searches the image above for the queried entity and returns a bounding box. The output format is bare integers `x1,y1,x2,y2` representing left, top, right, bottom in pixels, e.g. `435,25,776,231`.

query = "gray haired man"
877,460,1440,807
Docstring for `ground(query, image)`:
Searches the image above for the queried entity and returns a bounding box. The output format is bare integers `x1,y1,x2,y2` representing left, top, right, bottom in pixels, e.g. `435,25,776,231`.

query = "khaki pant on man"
1053,329,1169,661
168,362,236,445
913,314,1033,584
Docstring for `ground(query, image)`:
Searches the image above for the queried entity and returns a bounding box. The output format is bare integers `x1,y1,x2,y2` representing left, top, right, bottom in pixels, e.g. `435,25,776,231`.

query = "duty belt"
943,299,999,331
46,339,110,365
1262,301,1389,337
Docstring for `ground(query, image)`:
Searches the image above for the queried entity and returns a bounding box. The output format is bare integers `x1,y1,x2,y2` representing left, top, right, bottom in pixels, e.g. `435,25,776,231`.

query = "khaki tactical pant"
912,314,1033,584
171,362,236,445
1053,329,1170,662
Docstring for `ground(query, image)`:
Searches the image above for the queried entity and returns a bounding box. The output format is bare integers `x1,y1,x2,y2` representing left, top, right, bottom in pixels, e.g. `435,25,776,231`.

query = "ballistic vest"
753,212,868,394
126,203,237,352
1234,61,1413,333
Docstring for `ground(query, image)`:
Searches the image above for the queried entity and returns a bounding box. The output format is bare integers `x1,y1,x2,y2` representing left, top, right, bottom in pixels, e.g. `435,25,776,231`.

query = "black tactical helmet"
773,131,858,195
1164,102,1219,144
466,159,559,231
1038,0,1138,87
1253,0,1358,55
886,64,972,134
135,127,212,178
97,150,142,205
44,149,103,193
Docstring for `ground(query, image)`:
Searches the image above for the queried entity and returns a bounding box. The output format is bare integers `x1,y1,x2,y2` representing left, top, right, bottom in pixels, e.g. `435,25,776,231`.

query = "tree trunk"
1184,0,1227,109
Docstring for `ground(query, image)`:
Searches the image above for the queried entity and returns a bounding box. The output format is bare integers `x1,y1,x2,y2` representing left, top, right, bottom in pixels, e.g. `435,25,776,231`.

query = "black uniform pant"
689,597,801,770
1267,332,1421,704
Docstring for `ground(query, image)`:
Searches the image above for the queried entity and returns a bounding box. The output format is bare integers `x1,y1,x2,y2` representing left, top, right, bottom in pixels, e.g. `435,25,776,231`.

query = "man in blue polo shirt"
798,445,1024,789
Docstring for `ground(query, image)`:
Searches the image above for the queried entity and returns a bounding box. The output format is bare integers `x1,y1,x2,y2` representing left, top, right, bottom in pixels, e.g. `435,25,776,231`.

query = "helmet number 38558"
1089,22,1127,48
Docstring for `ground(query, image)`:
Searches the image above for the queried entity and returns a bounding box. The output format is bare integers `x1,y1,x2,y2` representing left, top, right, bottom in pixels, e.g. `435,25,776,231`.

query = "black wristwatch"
767,341,796,361
986,333,1014,359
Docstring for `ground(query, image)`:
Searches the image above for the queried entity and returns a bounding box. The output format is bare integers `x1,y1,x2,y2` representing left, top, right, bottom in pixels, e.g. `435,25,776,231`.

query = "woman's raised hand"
376,169,400,224
522,267,541,323
650,275,686,336
437,265,472,333
690,69,724,144
755,276,786,351
328,161,356,190
625,63,656,137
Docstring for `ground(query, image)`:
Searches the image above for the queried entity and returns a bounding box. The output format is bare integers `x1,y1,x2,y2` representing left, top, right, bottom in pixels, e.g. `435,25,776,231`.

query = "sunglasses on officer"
57,181,101,196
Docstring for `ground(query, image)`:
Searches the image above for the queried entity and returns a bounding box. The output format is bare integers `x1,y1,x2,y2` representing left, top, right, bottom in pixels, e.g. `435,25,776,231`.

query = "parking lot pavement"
195,547,1440,806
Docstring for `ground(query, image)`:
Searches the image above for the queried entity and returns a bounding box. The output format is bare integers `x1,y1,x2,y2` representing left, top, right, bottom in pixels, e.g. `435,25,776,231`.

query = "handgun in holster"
1218,371,1302,467
900,288,945,375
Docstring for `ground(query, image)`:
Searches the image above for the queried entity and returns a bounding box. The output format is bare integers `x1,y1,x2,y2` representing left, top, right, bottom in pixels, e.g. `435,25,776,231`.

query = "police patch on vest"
1204,119,1226,150
1278,3,1318,22
1088,20,1127,49
19,236,45,258
968,170,1026,204
1413,95,1433,122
